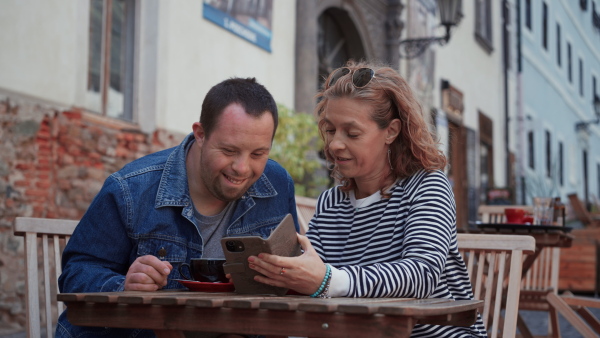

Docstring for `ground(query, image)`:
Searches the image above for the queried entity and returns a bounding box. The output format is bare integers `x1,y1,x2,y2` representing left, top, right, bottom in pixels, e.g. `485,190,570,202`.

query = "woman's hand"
248,234,327,295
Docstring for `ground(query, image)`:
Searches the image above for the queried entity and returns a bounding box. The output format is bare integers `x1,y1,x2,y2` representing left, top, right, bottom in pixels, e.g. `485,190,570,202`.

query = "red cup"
504,208,525,224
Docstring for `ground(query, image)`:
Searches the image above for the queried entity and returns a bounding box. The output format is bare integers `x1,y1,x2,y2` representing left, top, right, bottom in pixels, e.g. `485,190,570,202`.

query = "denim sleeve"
58,175,131,293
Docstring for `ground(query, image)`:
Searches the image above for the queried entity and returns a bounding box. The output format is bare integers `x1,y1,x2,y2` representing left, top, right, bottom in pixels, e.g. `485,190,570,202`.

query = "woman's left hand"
248,233,327,295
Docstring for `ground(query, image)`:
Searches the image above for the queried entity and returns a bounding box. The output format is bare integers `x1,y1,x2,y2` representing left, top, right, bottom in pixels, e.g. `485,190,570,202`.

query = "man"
56,78,299,337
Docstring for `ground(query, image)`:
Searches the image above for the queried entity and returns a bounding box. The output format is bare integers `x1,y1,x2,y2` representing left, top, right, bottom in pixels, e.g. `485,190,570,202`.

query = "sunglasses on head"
326,67,376,89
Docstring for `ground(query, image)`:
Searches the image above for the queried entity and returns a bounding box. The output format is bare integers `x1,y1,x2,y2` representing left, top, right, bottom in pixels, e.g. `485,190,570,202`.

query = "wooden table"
476,223,573,338
58,291,483,337
477,223,573,277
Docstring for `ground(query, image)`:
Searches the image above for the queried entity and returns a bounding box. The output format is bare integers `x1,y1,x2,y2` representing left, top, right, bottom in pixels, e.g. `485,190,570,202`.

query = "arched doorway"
317,7,367,88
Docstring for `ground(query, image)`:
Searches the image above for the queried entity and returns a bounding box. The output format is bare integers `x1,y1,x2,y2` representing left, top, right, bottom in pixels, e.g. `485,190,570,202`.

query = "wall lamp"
399,0,463,59
575,95,600,131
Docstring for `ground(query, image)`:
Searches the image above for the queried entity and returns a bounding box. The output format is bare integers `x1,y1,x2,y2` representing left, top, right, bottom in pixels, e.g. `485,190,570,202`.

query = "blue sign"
203,1,272,53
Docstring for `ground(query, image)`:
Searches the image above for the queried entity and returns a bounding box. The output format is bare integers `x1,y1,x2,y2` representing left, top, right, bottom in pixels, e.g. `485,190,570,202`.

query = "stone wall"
0,95,184,333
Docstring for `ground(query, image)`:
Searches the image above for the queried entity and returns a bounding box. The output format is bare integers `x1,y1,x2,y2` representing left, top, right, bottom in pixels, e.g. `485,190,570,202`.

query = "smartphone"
220,213,302,295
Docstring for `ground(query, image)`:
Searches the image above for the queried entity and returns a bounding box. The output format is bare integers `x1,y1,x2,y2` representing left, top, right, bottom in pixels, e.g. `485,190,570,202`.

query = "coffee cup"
504,208,525,224
179,258,227,283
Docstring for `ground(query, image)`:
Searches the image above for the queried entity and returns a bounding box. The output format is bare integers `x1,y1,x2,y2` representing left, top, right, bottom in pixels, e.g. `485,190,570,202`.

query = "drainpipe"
503,0,510,197
516,0,526,205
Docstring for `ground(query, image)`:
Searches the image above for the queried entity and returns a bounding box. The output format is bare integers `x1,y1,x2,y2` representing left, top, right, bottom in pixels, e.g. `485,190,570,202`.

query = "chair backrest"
478,204,560,294
477,205,533,224
457,233,536,338
568,193,600,227
295,195,317,235
13,217,78,338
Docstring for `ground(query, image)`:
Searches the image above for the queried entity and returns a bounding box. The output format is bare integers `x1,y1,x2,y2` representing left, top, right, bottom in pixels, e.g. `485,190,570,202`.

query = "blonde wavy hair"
315,60,447,196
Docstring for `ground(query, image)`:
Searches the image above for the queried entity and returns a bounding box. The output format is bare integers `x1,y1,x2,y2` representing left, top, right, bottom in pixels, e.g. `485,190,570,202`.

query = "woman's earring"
326,160,335,171
387,149,394,171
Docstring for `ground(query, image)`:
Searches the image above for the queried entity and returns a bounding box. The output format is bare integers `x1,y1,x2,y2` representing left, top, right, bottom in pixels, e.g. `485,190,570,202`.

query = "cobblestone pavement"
519,306,600,338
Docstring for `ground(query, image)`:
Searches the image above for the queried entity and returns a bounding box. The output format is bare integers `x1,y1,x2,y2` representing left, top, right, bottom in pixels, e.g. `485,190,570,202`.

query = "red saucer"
173,279,235,292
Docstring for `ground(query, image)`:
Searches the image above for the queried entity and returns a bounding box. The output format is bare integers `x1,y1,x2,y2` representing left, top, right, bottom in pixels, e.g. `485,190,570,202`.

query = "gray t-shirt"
193,201,237,259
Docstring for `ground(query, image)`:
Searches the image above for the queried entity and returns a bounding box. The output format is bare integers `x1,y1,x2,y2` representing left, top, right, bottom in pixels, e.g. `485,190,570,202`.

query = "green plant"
270,104,326,197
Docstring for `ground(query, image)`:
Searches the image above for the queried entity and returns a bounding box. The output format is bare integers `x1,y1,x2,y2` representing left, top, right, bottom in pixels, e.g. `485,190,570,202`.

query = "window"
528,130,535,169
593,75,597,99
597,163,600,198
525,0,532,30
545,130,551,178
556,23,561,66
88,0,136,121
568,43,572,82
580,58,584,96
559,141,564,186
475,0,493,51
542,2,548,50
479,112,494,204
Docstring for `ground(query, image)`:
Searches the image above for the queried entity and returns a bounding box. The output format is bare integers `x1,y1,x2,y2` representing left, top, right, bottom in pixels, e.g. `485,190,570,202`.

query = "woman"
248,61,487,337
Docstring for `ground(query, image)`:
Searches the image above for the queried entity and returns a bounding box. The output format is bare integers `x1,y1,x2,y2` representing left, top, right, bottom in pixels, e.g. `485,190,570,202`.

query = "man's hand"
124,255,172,291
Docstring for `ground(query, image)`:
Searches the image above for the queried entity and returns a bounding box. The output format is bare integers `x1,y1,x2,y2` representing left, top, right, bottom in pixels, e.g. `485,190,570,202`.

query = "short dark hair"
200,77,278,139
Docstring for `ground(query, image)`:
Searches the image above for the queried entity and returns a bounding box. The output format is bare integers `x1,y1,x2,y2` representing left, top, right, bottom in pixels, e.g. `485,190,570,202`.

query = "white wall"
156,1,297,134
434,0,507,186
0,0,87,106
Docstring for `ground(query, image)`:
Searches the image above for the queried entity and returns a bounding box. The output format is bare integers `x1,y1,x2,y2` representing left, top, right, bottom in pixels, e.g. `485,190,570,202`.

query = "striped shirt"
306,170,487,337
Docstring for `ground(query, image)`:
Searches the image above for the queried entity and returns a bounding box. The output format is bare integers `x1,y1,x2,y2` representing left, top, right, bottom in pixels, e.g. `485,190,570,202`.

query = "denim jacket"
56,133,298,338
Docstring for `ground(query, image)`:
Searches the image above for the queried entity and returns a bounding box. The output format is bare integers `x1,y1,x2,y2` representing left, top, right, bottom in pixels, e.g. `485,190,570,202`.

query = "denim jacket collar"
154,134,277,209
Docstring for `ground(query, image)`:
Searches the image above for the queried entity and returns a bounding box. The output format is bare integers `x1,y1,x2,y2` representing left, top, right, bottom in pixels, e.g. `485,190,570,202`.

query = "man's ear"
192,122,206,146
385,119,401,145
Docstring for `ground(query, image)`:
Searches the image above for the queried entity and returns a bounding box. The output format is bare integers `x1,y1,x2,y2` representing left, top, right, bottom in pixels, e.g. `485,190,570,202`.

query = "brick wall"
0,96,184,333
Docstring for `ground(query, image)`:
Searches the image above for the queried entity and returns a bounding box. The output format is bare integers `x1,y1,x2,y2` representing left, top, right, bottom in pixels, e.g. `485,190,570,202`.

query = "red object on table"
505,208,525,223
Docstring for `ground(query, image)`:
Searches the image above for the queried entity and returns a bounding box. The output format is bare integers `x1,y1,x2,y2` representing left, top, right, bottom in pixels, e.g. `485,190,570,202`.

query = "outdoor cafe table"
476,223,573,277
58,290,483,337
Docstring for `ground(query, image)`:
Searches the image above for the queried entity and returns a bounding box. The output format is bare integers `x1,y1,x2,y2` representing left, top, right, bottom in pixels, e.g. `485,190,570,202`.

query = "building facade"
431,0,509,228
3,0,598,333
516,0,600,209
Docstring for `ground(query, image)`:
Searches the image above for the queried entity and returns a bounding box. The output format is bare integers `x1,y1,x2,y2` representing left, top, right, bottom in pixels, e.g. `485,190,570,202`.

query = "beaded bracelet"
310,264,331,298
317,273,332,299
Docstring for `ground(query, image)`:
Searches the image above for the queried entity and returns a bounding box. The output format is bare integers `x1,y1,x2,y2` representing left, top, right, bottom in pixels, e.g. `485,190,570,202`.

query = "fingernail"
164,268,170,274
249,263,255,269
258,253,264,258
248,256,255,262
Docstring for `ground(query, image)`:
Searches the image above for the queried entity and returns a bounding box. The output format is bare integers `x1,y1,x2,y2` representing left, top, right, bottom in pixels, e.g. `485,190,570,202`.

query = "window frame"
86,0,136,122
559,141,564,186
545,130,551,178
556,22,561,67
567,42,573,83
542,2,548,50
474,0,493,52
528,130,535,170
525,0,532,30
579,58,585,97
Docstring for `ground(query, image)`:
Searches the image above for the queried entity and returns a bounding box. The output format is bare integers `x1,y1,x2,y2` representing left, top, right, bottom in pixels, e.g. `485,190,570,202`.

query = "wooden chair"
295,195,317,235
546,290,600,337
567,193,600,228
478,204,533,224
13,217,79,338
478,204,563,337
457,233,536,338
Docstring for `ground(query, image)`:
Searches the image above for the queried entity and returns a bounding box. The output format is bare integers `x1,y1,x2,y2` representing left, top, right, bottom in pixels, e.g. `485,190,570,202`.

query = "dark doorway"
317,8,367,88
